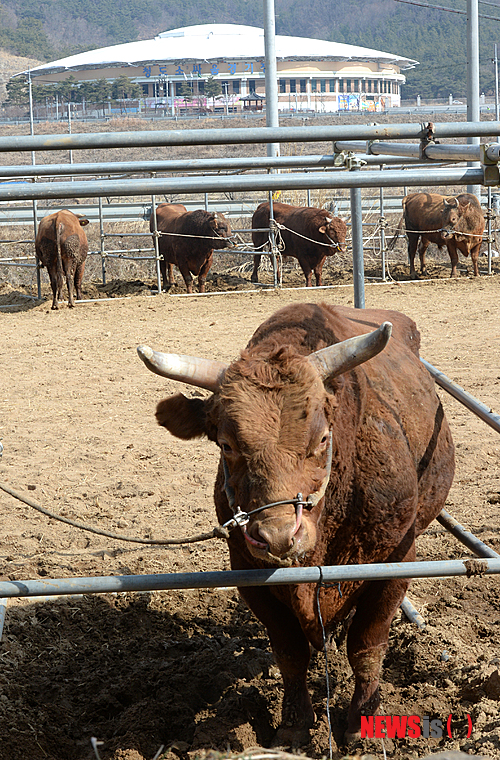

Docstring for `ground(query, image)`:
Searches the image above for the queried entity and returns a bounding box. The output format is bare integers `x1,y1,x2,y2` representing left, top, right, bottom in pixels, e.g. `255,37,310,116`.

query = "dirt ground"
1,248,500,760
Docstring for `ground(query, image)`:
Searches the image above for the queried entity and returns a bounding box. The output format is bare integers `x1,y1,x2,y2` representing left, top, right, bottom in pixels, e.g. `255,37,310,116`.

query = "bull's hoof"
344,729,361,743
51,304,59,310
271,724,312,748
250,275,259,283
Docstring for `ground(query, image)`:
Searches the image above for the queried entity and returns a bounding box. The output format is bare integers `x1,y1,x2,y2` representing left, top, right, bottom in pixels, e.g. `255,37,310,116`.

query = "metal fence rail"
0,558,499,600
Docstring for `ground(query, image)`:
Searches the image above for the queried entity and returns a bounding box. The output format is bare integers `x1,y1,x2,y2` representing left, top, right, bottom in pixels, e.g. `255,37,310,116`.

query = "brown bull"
138,303,455,745
251,202,347,286
418,193,485,277
401,192,460,277
150,203,234,294
35,209,89,310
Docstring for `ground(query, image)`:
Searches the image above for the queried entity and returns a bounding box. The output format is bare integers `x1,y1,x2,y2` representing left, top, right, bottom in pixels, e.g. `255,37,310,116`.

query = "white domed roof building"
25,23,418,114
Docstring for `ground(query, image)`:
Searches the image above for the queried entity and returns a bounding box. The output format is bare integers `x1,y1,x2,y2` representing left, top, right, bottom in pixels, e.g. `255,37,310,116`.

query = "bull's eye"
220,442,233,454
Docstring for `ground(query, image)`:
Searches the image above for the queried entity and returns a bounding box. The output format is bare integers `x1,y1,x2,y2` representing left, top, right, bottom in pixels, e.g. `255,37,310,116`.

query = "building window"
354,79,359,92
175,82,183,96
232,80,240,94
198,80,205,94
311,79,318,93
248,79,256,93
329,79,336,93
320,79,326,93
141,83,149,96
300,79,307,93
279,79,286,93
289,79,296,93
221,80,229,96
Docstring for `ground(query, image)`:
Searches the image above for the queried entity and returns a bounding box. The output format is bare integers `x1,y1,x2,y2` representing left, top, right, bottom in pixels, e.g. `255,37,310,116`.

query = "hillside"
0,50,42,102
0,0,497,99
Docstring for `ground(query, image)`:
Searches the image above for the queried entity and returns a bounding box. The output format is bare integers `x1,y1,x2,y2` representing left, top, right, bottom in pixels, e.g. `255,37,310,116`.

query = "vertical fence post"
151,194,162,294
350,169,365,308
28,72,41,300
487,186,493,275
268,186,279,287
33,195,40,300
379,169,386,282
99,195,106,285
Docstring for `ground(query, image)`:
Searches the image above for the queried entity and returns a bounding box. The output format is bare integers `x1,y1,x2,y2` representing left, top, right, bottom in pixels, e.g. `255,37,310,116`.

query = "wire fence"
1,187,499,303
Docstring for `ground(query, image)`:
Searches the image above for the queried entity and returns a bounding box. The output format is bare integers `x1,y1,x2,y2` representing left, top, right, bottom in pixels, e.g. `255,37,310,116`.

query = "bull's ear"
156,393,207,439
318,225,326,234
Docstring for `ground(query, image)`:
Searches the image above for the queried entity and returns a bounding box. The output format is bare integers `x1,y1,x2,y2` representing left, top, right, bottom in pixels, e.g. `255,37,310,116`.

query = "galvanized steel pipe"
0,153,426,179
350,174,365,308
335,140,489,163
0,121,498,153
421,358,500,434
0,558,498,599
0,167,486,202
437,509,499,558
400,597,426,629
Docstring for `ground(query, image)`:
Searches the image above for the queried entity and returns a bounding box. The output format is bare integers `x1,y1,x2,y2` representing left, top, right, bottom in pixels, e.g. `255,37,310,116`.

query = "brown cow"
418,193,485,277
137,303,455,746
251,202,347,286
35,209,89,310
401,192,460,277
150,204,234,294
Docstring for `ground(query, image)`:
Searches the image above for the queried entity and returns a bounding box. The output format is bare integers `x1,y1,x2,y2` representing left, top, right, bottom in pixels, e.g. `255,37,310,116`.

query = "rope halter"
221,431,333,534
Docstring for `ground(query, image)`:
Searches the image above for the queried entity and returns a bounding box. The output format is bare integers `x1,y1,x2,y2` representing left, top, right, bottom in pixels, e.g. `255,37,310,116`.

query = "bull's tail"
55,221,65,299
386,215,405,251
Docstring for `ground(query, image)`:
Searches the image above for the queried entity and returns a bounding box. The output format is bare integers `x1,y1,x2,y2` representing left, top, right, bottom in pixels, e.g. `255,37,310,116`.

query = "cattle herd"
14,188,491,751
31,193,485,305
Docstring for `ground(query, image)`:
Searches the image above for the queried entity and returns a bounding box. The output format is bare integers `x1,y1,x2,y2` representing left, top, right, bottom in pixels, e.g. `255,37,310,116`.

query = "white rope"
156,230,231,241
276,221,344,249
386,221,486,239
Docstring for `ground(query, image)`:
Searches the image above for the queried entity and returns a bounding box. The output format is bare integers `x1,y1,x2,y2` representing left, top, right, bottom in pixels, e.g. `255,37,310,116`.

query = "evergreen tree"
204,75,222,107
5,78,28,106
111,75,141,100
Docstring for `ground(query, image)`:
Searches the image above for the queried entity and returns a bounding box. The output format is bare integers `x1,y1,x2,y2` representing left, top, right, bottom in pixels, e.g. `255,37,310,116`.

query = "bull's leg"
197,253,213,293
345,575,410,740
313,256,326,287
299,261,313,287
418,238,429,275
239,586,315,746
470,243,481,276
64,263,76,307
446,241,459,277
159,255,169,291
251,254,262,283
407,232,419,278
74,261,85,302
47,268,60,310
177,262,194,294
274,254,282,283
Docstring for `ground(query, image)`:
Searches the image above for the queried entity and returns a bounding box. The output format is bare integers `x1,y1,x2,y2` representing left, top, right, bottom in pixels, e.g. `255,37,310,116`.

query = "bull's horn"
309,321,393,379
137,346,227,392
